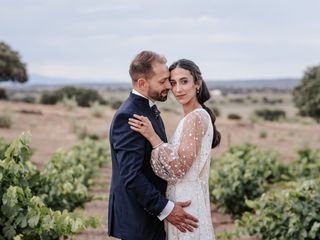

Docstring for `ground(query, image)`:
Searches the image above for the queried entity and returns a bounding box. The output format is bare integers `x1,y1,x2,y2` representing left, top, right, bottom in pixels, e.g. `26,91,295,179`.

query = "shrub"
40,86,106,107
293,64,320,122
254,108,286,121
110,99,123,110
262,96,283,105
228,113,242,120
60,95,78,110
69,120,88,140
209,144,289,217
211,106,220,117
76,126,88,140
40,91,60,105
90,101,104,118
237,178,320,239
0,137,9,160
20,95,36,103
0,88,8,100
290,148,320,179
229,98,245,103
0,133,99,239
259,130,267,138
0,112,12,128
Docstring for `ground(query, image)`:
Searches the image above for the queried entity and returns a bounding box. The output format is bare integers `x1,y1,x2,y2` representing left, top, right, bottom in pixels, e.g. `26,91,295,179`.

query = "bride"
129,59,221,240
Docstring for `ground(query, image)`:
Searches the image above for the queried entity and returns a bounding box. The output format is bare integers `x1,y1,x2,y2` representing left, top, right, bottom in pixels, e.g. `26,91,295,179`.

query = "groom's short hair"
129,50,167,83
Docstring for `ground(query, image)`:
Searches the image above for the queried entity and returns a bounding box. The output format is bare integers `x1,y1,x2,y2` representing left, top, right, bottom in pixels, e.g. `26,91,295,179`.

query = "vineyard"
1,100,320,239
2,132,320,239
0,133,110,239
210,145,320,239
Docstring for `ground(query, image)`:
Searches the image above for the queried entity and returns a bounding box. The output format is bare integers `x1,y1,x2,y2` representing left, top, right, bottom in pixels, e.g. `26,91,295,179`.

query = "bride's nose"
175,83,182,92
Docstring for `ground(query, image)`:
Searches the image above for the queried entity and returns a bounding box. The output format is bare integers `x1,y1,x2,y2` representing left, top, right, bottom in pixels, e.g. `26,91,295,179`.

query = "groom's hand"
166,201,199,233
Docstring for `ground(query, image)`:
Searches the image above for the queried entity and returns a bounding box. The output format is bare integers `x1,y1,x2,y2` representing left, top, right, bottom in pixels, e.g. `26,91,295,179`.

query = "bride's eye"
170,80,176,86
181,79,188,84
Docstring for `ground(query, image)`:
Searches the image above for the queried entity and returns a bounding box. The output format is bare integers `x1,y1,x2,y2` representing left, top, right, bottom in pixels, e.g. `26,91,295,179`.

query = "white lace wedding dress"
151,108,216,240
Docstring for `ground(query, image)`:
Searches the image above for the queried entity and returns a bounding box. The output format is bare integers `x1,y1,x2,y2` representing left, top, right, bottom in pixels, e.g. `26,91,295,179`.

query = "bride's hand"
128,114,156,140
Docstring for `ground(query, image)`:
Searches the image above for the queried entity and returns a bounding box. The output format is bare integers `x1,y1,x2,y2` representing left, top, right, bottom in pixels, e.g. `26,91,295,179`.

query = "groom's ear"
137,78,147,90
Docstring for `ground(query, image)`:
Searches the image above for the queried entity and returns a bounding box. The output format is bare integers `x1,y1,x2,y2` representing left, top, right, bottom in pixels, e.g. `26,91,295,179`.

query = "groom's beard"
148,89,169,102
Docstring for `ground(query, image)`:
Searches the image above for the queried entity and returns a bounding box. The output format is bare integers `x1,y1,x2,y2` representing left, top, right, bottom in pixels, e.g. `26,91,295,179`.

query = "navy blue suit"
108,92,168,240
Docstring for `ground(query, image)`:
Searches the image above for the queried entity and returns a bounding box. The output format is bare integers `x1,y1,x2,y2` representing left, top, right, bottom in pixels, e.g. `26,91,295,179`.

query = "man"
108,51,198,240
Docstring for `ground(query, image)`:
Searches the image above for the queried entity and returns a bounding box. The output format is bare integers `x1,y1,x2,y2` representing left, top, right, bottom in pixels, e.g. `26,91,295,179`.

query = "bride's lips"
175,94,185,99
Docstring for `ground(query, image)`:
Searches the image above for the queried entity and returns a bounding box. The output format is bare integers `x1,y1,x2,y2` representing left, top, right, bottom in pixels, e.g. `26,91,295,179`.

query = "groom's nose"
165,80,172,90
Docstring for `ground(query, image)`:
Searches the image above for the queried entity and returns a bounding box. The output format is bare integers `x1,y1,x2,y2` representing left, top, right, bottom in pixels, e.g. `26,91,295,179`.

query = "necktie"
151,105,161,118
151,105,166,139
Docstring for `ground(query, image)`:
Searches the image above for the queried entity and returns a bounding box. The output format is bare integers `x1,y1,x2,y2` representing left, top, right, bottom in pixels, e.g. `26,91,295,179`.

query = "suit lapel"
129,93,167,142
148,109,167,142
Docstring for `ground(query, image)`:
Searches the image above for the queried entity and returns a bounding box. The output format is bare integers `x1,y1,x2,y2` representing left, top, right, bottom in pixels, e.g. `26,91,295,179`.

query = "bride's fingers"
128,118,142,126
128,117,140,123
133,114,144,120
130,125,141,132
133,114,150,124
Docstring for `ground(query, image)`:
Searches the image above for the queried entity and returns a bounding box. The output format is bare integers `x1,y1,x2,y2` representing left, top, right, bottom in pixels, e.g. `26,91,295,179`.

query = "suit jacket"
108,92,168,240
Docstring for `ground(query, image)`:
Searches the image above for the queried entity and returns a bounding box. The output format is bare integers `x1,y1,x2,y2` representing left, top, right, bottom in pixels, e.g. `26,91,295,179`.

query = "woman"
129,59,221,240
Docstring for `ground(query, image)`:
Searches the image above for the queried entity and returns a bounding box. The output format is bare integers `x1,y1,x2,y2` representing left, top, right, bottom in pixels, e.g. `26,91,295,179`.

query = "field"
1,88,320,239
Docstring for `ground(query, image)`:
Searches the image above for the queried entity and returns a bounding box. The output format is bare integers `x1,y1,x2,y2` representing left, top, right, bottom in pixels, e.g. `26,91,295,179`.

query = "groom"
108,51,198,240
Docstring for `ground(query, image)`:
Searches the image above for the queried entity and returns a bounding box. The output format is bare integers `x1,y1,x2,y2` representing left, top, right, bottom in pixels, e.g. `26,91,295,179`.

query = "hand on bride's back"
166,201,199,233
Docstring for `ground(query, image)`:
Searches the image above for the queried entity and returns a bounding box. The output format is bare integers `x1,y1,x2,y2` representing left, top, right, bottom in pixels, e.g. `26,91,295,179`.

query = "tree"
0,41,28,83
293,64,320,122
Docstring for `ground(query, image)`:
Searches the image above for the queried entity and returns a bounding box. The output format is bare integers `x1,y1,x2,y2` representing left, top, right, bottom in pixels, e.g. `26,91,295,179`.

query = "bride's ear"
196,80,202,91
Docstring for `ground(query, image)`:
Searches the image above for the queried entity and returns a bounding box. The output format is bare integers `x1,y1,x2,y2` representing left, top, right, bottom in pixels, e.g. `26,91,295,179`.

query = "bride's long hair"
169,59,221,148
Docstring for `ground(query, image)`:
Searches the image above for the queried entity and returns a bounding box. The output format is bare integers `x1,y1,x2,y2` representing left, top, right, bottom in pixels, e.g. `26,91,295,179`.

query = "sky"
1,0,320,82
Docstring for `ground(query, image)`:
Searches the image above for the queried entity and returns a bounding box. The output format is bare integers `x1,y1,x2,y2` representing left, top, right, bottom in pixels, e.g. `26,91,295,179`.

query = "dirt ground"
1,100,320,239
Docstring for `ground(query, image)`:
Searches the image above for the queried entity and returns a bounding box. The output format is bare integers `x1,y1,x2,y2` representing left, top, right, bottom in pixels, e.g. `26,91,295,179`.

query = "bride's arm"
151,111,209,181
128,111,209,181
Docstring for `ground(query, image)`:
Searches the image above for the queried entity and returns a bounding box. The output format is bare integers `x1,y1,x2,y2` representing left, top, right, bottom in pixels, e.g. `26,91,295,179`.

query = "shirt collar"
132,89,155,108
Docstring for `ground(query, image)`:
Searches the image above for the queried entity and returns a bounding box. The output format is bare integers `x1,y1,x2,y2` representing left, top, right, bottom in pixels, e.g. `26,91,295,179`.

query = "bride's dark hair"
169,59,221,148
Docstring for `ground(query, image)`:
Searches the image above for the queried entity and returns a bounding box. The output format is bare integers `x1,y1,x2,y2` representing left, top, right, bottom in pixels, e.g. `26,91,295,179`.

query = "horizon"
0,75,300,91
1,74,301,85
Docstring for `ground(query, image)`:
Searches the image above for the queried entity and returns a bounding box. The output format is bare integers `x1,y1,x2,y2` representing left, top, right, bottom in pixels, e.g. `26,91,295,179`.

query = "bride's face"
169,67,199,105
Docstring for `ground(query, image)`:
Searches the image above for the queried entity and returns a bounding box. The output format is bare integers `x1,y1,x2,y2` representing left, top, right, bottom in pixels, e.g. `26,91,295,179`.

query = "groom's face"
146,62,171,102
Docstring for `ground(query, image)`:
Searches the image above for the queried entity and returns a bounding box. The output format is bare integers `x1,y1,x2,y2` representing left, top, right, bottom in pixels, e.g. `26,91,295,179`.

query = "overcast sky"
1,0,320,82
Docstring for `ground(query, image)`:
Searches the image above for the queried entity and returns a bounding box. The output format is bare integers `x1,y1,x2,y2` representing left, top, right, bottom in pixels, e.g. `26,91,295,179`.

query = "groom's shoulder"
113,98,141,119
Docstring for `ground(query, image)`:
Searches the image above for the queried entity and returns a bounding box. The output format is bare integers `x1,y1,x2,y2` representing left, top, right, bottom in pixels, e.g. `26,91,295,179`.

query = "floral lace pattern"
151,108,216,240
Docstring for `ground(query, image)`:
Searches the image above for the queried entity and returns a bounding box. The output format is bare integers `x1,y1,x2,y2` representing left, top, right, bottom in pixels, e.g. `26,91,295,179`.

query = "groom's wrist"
157,200,174,221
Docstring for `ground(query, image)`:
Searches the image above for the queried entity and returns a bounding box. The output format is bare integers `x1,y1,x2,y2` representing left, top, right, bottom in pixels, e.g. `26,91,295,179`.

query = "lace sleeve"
151,110,209,182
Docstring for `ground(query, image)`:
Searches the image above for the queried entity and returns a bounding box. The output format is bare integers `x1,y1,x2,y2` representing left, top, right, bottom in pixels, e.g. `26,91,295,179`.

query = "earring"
196,88,200,94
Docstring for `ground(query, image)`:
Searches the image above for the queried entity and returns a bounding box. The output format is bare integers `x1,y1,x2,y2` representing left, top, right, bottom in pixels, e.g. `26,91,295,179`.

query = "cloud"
1,0,320,81
77,3,139,14
29,62,127,81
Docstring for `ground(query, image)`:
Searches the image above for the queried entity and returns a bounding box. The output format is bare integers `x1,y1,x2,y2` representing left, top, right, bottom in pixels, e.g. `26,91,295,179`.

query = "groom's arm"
158,201,174,220
111,112,168,216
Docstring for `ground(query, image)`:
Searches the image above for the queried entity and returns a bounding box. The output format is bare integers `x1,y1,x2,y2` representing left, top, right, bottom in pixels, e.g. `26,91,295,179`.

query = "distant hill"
206,78,300,90
0,74,300,91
